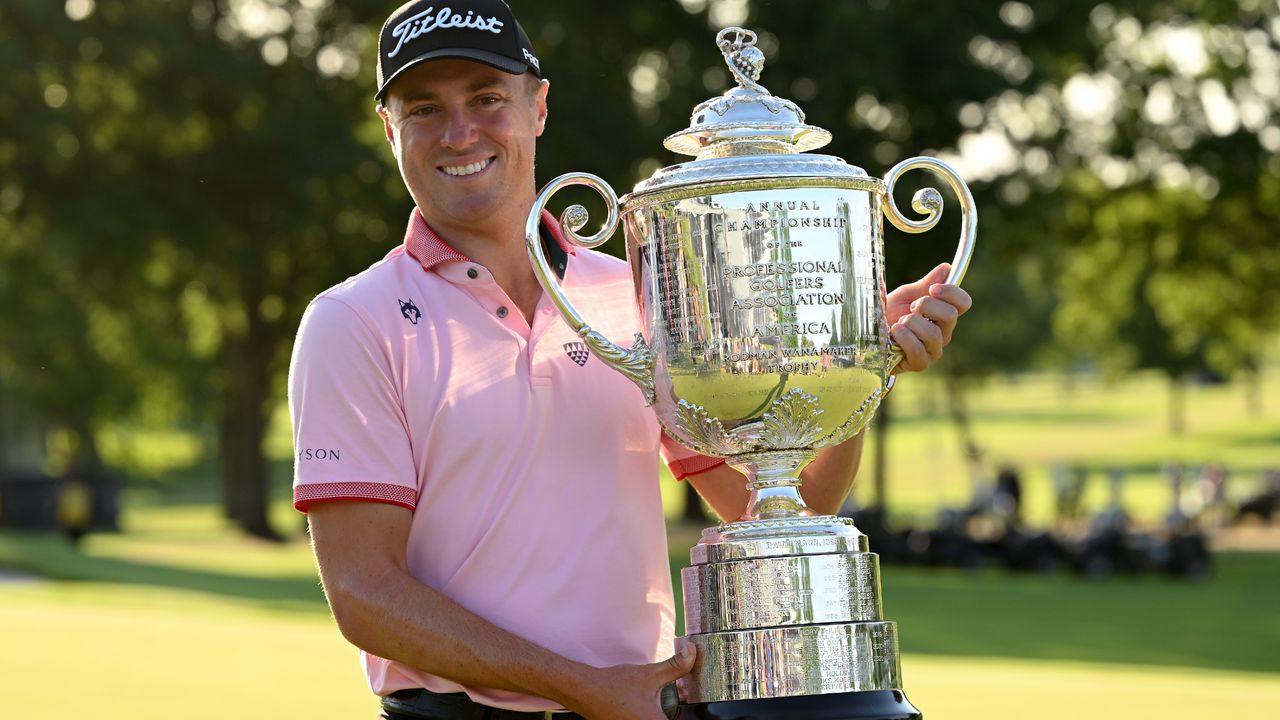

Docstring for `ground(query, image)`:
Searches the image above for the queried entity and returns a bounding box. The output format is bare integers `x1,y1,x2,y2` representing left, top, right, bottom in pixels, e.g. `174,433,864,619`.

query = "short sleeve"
659,431,725,481
288,297,418,512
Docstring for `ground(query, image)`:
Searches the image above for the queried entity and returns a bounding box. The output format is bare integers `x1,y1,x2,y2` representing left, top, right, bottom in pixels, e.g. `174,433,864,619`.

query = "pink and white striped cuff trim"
294,482,418,512
668,455,726,481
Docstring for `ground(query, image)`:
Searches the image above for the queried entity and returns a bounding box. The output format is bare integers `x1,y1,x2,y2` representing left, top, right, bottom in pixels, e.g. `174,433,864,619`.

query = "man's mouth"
440,157,494,177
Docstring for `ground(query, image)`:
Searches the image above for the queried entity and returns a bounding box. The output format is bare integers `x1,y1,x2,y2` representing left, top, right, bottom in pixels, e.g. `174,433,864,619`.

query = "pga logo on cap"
388,5,506,59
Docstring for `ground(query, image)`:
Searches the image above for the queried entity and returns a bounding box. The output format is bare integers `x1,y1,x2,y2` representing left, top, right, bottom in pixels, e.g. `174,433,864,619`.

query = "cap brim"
375,48,530,101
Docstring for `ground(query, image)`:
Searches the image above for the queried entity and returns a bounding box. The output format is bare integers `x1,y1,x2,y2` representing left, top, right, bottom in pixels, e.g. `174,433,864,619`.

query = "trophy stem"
727,450,817,521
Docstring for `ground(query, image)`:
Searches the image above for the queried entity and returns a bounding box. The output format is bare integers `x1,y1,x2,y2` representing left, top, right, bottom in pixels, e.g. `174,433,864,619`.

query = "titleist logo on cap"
388,6,506,59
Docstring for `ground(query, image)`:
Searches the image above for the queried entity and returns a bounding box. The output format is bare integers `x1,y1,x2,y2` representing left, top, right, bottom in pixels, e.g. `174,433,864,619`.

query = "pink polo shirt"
288,209,715,711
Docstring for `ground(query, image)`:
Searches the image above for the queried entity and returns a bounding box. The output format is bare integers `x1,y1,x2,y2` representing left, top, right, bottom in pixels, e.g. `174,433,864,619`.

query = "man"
288,2,972,719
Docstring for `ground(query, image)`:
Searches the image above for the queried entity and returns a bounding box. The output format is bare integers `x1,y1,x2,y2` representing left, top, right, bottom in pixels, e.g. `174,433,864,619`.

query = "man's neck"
422,198,544,320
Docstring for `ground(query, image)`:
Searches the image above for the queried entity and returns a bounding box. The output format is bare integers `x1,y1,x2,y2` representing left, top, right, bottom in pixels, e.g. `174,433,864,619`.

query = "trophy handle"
526,173,657,405
879,156,978,378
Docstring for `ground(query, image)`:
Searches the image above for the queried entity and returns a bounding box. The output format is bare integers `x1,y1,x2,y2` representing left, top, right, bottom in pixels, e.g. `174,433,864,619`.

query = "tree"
954,1,1280,432
0,0,403,537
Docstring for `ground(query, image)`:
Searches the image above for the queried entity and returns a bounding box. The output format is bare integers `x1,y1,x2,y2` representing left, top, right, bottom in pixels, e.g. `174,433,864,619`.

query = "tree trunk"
1244,368,1262,417
0,384,9,522
945,376,981,461
65,407,119,531
1168,374,1186,436
871,395,891,509
220,330,280,541
0,382,8,485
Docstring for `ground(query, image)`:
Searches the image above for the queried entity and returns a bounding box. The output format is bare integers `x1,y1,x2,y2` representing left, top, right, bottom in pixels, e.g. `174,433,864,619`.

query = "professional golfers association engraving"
526,27,977,718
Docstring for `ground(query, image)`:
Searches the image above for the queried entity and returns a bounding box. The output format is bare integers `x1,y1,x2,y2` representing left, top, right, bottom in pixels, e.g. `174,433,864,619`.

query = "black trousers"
380,689,585,720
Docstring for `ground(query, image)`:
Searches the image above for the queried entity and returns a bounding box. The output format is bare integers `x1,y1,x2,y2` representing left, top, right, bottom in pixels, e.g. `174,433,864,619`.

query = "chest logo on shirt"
563,342,590,367
399,298,421,325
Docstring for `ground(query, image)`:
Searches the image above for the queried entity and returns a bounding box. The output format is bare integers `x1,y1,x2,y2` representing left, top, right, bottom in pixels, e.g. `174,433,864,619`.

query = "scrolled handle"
526,173,656,405
880,157,978,378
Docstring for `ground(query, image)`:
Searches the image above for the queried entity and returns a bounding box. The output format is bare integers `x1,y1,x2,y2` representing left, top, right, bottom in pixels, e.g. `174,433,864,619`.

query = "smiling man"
288,2,971,719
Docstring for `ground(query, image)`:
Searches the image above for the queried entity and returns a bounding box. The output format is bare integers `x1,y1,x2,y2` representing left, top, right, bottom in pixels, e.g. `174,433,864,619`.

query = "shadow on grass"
671,552,1280,676
8,529,1277,676
0,531,328,613
884,553,1280,675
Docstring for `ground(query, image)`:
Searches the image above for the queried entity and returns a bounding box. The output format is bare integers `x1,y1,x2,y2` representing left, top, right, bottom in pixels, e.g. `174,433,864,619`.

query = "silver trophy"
526,27,975,719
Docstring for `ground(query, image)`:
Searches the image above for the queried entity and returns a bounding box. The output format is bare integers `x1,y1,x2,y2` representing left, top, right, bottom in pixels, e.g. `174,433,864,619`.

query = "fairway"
2,578,1276,719
5,365,1279,719
2,508,1278,719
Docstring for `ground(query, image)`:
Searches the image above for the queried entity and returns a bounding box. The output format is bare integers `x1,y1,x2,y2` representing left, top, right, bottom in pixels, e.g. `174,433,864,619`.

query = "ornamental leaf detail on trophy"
817,388,885,448
674,399,744,456
759,388,825,450
579,330,656,405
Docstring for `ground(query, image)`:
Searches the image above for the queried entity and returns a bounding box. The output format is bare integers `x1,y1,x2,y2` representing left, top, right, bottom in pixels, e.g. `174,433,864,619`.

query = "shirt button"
466,267,479,279
496,306,509,319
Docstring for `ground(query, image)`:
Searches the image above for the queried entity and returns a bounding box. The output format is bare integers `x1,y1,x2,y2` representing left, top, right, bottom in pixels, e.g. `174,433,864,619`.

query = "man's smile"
439,157,495,177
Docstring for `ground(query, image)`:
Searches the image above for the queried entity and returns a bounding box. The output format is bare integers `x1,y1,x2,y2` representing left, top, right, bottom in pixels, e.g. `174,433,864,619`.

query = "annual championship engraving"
524,26,976,719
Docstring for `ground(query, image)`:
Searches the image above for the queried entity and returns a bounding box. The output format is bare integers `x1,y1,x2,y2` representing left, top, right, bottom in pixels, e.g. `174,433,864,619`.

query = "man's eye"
477,95,503,106
409,105,439,117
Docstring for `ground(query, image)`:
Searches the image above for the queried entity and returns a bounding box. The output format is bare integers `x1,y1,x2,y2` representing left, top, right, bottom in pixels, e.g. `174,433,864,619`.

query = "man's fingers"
928,283,972,315
903,314,944,360
891,323,930,373
910,297,959,343
894,263,950,298
657,638,697,682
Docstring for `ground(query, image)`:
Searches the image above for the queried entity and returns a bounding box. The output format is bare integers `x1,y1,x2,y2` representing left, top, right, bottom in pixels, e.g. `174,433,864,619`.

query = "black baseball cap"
375,0,541,103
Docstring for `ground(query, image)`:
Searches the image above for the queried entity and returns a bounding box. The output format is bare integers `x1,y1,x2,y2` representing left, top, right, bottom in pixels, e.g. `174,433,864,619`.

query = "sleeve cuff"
668,454,726,481
659,432,726,481
293,481,417,513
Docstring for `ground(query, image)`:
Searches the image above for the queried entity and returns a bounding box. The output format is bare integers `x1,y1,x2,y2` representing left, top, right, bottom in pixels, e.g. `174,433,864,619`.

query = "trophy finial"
716,27,767,92
664,27,831,157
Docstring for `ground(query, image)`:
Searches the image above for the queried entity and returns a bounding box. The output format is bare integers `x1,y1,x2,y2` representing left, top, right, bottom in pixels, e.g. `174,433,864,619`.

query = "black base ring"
674,690,922,720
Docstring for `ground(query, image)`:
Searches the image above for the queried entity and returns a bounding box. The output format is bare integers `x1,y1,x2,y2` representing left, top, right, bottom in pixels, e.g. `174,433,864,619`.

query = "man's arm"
308,500,692,720
687,433,864,521
686,263,971,521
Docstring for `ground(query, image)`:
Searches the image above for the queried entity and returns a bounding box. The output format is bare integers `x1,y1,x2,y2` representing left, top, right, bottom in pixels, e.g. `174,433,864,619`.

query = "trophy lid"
626,27,869,201
664,28,832,159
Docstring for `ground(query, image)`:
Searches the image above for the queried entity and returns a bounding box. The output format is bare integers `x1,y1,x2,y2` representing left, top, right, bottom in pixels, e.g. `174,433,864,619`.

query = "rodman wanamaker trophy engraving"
526,28,975,720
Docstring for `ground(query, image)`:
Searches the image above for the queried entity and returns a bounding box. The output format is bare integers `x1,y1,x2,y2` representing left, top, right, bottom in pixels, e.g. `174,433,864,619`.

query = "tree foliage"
3,0,1277,530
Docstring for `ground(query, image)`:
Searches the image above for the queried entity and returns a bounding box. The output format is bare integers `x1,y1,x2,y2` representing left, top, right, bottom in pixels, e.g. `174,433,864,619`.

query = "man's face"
381,59,548,229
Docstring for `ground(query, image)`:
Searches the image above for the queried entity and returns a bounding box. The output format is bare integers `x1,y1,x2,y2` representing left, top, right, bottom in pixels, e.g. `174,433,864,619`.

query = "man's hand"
566,640,695,720
885,262,972,373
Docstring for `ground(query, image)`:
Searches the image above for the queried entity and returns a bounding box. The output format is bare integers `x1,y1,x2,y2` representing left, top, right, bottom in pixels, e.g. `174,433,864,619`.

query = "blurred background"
1,0,1278,717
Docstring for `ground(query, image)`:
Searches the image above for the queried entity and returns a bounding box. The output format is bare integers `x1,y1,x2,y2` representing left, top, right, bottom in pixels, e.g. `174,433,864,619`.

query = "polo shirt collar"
402,207,575,277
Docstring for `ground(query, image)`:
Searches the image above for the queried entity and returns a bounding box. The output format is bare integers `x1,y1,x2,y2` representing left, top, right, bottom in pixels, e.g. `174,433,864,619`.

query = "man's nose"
441,108,479,150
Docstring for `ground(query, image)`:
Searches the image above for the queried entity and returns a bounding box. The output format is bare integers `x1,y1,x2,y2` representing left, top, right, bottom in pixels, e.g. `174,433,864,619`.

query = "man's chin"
426,196,508,228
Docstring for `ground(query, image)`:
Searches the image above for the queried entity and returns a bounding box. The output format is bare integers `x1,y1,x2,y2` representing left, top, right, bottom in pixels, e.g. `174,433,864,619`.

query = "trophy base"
674,690,921,720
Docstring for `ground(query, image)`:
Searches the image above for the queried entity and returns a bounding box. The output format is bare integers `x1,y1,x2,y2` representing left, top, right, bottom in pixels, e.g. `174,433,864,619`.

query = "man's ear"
379,106,397,149
534,79,549,137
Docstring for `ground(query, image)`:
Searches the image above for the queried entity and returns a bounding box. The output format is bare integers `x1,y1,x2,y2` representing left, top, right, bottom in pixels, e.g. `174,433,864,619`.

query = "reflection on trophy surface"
526,27,976,720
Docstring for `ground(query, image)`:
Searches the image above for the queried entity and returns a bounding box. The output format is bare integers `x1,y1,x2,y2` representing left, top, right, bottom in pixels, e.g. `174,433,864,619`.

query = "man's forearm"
798,430,865,514
688,431,865,520
322,561,593,708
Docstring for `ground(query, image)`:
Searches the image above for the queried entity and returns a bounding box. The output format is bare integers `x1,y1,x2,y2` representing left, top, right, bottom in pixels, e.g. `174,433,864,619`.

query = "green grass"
10,364,1274,717
2,501,1278,719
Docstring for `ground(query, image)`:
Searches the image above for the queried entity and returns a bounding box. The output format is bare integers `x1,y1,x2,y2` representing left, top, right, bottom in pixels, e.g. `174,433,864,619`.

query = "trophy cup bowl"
526,27,976,720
